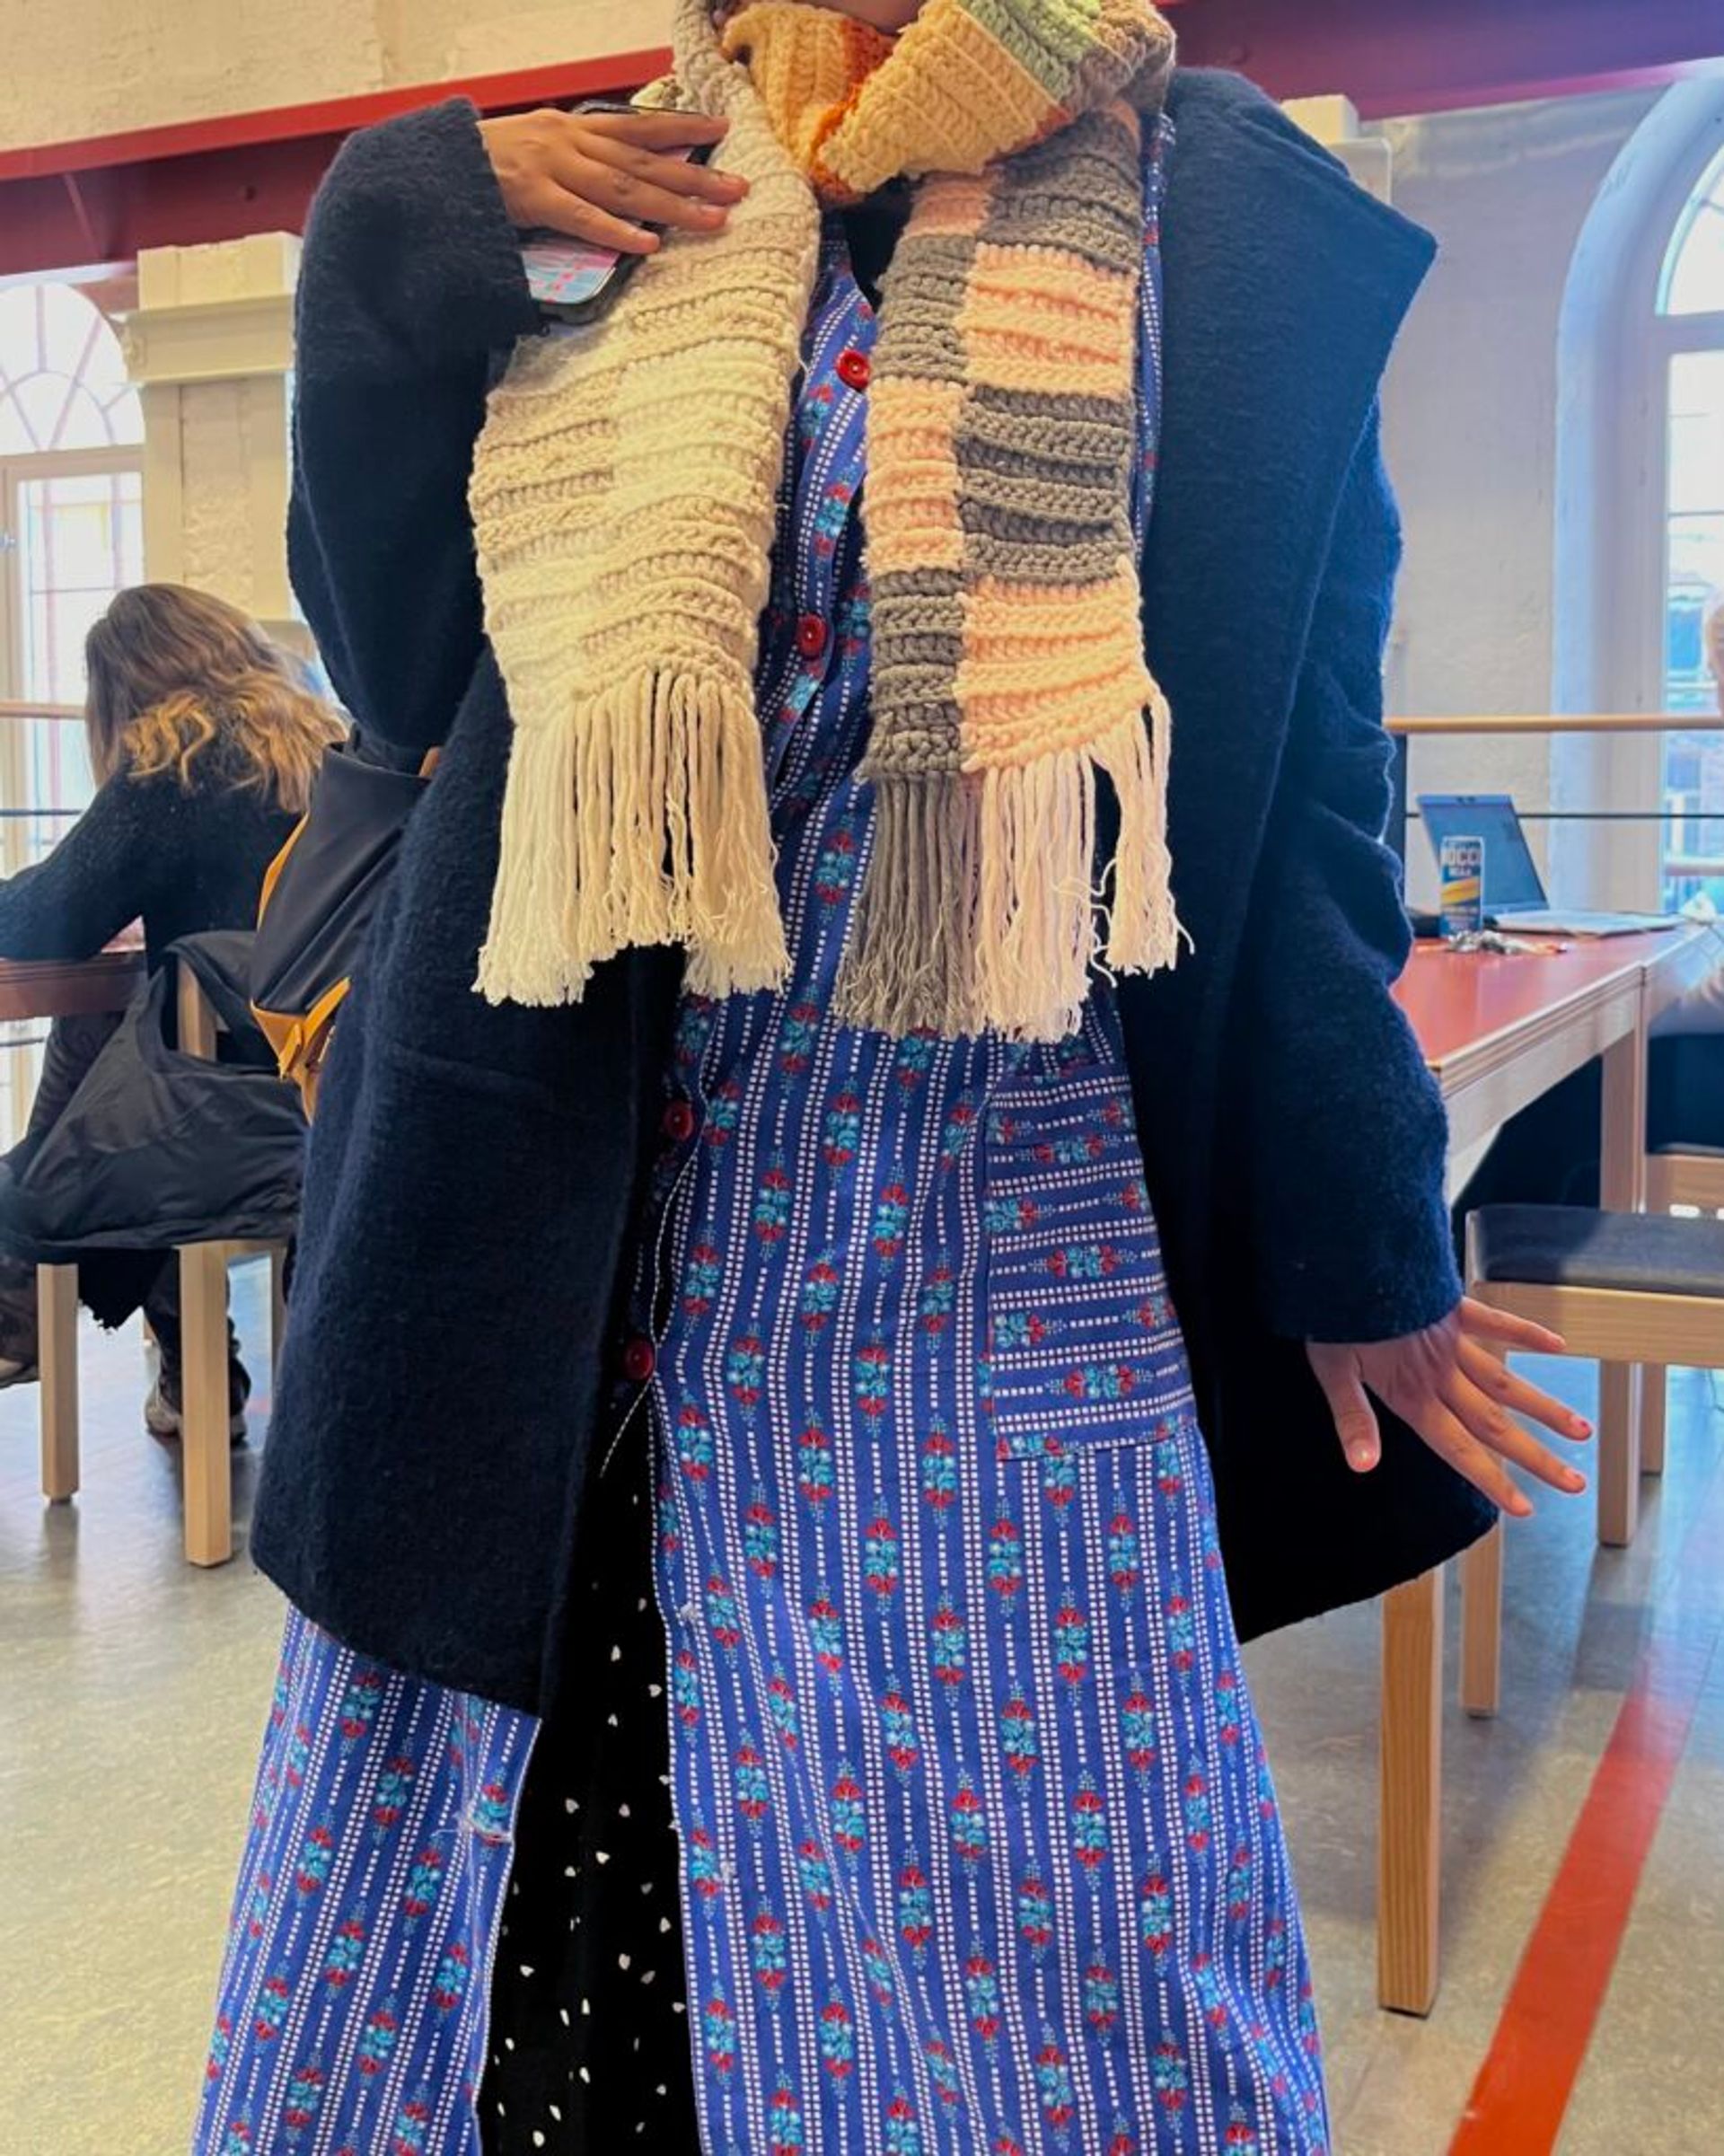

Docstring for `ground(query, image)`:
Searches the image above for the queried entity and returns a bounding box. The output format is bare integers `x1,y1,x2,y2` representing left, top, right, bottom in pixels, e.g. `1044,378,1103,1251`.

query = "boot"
143,1280,251,1445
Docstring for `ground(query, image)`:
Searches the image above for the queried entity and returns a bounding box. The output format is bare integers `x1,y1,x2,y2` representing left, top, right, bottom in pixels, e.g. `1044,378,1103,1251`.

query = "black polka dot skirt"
479,1435,699,2153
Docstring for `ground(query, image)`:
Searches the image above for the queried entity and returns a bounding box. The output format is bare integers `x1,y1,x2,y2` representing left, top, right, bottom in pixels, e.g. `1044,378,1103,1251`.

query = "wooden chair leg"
268,1244,288,1374
1597,1361,1643,1549
1460,1521,1504,1719
180,1243,233,1566
1640,1365,1667,1477
38,1262,80,1503
1379,1565,1445,2015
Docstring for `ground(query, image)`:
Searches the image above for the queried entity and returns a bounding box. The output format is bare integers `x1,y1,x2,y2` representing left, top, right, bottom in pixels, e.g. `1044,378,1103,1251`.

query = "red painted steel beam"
0,50,670,278
1,1,1721,278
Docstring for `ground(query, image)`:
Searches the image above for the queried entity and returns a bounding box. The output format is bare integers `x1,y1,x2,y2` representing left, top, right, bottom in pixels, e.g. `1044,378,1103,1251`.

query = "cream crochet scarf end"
471,0,1180,1038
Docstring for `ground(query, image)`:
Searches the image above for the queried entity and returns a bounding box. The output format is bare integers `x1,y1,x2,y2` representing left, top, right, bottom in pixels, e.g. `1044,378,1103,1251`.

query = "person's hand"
477,108,746,254
1306,1298,1592,1518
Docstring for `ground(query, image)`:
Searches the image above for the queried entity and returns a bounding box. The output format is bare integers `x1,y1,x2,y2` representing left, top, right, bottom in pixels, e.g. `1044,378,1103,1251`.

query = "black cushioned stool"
1641,1151,1724,1475
1458,1203,1724,1716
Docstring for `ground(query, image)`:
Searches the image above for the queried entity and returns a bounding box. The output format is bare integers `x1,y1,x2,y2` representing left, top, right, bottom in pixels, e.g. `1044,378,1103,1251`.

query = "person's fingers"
514,180,664,254
555,147,735,235
1440,1368,1587,1495
1406,1395,1533,1518
576,127,750,206
1456,1296,1566,1357
577,108,732,152
1459,1336,1592,1442
1306,1344,1382,1474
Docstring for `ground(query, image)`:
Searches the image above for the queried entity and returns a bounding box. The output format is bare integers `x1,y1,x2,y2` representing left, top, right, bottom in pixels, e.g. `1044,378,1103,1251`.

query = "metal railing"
1386,713,1715,736
1388,712,1724,904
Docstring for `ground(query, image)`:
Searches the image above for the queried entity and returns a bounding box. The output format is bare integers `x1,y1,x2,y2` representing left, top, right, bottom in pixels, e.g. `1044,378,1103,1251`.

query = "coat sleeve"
1244,411,1462,1344
287,99,541,759
0,767,172,961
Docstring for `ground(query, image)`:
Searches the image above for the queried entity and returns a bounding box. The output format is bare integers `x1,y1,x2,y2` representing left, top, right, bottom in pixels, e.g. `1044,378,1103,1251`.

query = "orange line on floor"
1448,1449,1724,2155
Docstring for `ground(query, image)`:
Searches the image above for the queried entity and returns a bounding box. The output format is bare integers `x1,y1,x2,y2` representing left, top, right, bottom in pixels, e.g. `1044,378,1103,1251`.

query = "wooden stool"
177,1239,288,1565
1640,1145,1724,1475
174,961,291,1565
1648,1143,1724,1214
1460,1203,1724,1720
36,954,291,1565
1379,1205,1724,2018
35,1245,287,1562
38,1262,81,1503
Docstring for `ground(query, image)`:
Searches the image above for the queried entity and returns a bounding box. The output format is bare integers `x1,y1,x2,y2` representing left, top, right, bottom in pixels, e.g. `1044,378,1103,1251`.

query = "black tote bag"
0,932,305,1260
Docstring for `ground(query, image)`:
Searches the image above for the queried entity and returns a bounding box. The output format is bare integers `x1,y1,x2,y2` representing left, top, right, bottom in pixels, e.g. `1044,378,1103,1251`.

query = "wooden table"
1376,925,1713,2015
1,947,147,1507
1394,928,1712,1529
0,946,145,1025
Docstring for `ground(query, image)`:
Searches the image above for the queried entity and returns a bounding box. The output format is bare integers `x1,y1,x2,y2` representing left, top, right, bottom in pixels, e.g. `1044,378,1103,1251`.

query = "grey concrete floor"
2,1295,1720,2154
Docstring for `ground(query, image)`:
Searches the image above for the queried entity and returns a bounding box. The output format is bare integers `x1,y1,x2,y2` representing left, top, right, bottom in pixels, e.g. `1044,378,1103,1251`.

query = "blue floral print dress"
196,124,1330,2156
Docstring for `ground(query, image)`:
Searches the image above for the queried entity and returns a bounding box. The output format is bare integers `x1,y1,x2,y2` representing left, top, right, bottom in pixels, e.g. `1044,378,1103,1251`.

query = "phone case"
521,231,632,316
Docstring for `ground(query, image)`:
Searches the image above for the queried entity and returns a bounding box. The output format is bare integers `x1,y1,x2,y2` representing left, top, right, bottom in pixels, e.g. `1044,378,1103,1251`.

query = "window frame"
1658,143,1724,317
0,442,145,706
1575,120,1724,906
1649,202,1724,903
0,277,143,461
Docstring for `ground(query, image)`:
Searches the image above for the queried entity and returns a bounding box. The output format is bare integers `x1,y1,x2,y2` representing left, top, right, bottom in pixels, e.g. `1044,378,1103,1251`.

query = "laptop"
1418,794,1684,937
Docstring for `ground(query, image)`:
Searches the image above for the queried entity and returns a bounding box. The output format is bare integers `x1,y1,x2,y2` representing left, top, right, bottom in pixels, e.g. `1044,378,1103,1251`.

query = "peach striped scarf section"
471,0,1180,1042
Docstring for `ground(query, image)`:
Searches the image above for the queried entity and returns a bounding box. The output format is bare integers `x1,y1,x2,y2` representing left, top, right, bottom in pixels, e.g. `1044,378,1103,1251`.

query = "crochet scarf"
471,0,1179,1042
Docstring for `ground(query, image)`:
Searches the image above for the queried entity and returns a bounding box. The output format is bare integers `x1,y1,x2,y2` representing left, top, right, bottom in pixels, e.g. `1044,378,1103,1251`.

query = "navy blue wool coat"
253,71,1489,1716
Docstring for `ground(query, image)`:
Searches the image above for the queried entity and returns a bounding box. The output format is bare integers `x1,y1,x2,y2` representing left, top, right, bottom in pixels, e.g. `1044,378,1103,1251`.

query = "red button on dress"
796,613,829,661
836,347,872,392
663,1099,697,1144
622,1337,656,1384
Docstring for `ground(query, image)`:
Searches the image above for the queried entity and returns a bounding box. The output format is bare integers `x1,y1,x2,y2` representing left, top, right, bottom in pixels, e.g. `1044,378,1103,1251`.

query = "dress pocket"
980,1035,1195,1462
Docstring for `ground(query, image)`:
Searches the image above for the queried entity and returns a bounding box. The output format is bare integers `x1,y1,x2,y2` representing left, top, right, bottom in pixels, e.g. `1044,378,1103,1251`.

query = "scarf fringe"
474,0,1183,1034
1096,679,1185,981
836,702,1182,1043
477,673,790,1008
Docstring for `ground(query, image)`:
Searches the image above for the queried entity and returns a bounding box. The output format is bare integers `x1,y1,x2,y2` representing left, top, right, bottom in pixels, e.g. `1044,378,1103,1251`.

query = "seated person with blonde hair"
0,583,342,1430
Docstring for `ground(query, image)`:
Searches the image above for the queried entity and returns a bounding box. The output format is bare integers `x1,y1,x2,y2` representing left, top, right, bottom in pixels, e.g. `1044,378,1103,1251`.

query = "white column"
1284,94,1395,204
120,233,307,656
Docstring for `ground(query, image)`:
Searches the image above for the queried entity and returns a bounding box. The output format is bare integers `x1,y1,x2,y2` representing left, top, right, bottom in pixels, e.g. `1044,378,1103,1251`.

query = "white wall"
0,0,672,148
377,0,671,87
1378,90,1659,907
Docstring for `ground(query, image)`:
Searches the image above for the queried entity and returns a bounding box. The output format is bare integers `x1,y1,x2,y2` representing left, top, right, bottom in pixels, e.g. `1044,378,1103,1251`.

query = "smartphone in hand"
521,110,716,323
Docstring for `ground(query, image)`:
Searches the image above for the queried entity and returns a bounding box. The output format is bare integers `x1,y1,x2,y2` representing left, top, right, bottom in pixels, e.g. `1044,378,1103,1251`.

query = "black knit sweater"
0,744,297,972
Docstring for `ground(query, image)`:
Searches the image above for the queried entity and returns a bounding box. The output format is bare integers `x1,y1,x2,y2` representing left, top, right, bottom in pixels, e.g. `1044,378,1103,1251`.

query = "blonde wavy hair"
85,585,344,815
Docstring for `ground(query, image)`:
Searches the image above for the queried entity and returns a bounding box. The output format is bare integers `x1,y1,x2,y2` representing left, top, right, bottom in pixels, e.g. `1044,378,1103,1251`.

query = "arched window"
0,280,143,454
0,282,145,1135
1654,142,1724,904
0,279,145,827
1661,143,1724,316
1552,89,1724,914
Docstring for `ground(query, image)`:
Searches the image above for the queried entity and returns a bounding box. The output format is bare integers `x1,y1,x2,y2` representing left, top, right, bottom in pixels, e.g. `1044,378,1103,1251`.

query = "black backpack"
251,741,435,1116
